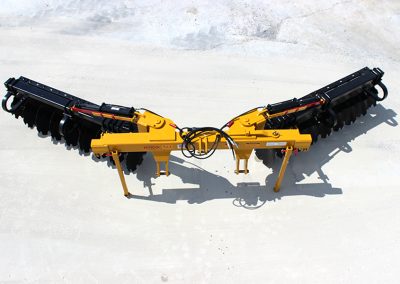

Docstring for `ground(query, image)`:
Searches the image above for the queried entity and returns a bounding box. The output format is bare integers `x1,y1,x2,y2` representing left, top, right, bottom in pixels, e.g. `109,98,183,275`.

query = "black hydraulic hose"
179,126,237,160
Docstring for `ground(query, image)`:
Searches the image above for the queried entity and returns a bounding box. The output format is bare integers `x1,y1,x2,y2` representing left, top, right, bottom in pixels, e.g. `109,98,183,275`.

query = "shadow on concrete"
133,156,343,209
131,104,397,208
30,103,397,208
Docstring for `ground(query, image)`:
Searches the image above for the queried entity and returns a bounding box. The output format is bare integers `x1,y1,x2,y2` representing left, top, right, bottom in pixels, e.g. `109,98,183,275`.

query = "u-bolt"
367,82,388,102
2,92,14,113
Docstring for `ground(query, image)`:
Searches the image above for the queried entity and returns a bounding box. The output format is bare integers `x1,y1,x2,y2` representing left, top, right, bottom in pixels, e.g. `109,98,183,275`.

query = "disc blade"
63,122,80,147
78,127,100,153
22,101,39,128
125,152,145,172
35,106,52,135
49,111,63,141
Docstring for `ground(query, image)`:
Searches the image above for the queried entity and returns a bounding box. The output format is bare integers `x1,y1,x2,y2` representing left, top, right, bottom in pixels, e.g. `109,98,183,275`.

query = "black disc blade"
366,96,376,108
78,127,100,153
23,102,39,128
11,97,24,118
318,122,331,139
64,123,80,147
125,152,145,172
35,106,52,135
360,99,369,116
349,108,357,124
49,111,63,141
310,125,318,143
343,108,353,125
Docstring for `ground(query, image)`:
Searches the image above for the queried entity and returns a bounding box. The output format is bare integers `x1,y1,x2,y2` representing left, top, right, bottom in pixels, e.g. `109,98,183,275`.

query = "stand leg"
273,146,293,192
234,150,251,174
165,160,170,176
155,160,170,176
156,162,161,177
153,152,171,176
111,151,130,197
235,159,240,174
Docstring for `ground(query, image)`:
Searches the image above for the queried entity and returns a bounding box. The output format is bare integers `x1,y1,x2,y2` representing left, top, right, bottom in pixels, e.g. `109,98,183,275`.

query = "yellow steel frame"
90,108,312,197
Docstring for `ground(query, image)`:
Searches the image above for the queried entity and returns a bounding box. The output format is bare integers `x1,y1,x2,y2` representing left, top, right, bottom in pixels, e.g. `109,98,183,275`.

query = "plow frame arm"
91,108,312,196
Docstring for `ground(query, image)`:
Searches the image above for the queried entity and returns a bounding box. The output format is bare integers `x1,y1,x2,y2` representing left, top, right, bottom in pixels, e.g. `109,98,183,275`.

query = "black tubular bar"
3,67,387,131
267,67,386,114
3,76,137,132
4,77,84,110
